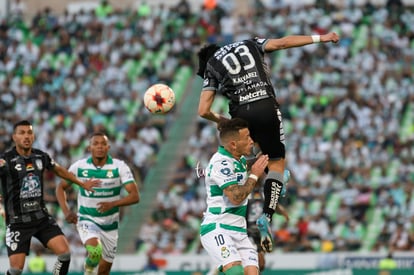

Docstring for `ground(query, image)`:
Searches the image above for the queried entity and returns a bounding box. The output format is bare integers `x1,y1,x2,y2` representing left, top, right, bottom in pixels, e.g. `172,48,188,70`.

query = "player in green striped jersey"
56,132,140,275
200,118,268,275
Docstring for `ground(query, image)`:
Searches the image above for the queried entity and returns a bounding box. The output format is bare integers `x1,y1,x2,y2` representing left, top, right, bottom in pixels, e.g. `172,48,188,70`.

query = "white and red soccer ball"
143,83,176,114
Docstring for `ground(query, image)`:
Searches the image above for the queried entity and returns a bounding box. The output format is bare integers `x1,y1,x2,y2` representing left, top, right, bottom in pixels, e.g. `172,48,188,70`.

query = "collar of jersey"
86,155,113,165
218,146,248,169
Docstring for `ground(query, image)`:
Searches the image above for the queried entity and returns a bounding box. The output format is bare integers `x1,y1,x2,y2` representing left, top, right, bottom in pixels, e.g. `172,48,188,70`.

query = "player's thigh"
46,235,70,255
6,224,33,259
77,220,101,244
35,217,69,255
100,229,118,263
232,100,285,159
201,230,241,267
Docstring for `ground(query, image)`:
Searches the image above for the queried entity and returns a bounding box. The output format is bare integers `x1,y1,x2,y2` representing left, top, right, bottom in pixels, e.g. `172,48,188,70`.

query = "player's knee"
224,265,244,275
266,171,283,184
58,252,71,262
6,268,23,275
85,242,103,266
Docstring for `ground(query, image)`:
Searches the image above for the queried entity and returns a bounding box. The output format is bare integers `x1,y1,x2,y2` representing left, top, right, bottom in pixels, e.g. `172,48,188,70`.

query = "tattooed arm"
223,155,268,205
224,176,258,205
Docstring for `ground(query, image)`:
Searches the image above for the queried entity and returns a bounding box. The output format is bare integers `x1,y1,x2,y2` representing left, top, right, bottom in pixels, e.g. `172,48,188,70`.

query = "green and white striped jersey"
68,155,135,231
200,146,249,236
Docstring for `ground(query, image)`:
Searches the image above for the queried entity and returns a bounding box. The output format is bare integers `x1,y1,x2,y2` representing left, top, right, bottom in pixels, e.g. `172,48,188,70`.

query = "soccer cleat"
84,264,96,275
256,214,274,252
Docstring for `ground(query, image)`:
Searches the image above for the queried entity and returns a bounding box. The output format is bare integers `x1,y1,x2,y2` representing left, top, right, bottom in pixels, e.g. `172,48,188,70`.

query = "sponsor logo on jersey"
21,173,42,198
82,170,89,177
220,167,231,176
26,163,34,171
15,164,22,171
239,89,268,103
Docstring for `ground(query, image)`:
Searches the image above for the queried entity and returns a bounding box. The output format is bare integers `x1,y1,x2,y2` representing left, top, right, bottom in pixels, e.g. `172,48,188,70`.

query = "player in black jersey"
197,32,339,253
0,120,99,275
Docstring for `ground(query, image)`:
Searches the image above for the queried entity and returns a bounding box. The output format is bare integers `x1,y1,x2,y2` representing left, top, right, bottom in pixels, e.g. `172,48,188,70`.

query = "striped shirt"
200,146,248,236
68,155,135,231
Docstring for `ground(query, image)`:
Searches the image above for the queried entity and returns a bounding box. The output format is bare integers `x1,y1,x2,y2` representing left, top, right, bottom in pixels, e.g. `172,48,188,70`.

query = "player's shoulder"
210,153,235,172
111,158,130,168
0,147,14,158
32,148,50,158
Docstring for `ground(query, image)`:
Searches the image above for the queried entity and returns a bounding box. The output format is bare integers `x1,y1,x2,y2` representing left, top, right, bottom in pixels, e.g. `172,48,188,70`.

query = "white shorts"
77,220,118,263
200,228,258,270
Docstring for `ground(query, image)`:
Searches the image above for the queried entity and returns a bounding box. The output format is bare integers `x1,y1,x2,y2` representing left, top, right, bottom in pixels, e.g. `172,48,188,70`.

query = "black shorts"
230,98,285,159
6,216,64,256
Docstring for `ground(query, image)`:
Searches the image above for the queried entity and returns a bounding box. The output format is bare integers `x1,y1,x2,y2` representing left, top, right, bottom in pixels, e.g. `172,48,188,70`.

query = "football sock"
262,171,284,221
53,253,71,275
6,268,22,275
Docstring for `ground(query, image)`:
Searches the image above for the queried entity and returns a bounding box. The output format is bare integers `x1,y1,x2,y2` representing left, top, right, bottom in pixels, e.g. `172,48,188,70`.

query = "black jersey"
0,147,55,224
202,38,278,114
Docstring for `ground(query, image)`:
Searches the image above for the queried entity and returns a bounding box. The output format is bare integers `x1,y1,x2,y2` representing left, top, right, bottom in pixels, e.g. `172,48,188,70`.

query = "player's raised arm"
264,32,339,52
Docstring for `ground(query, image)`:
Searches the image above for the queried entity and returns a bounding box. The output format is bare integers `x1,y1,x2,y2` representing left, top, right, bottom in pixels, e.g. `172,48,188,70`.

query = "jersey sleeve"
66,162,78,185
118,160,135,185
0,156,6,176
201,67,219,92
252,37,268,53
43,152,56,170
211,158,238,190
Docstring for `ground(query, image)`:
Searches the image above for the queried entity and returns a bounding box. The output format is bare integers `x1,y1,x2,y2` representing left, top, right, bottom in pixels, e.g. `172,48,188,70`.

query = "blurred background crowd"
1,0,414,264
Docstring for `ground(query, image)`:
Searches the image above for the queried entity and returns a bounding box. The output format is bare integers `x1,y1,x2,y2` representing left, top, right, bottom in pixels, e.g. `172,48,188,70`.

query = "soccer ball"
143,83,176,114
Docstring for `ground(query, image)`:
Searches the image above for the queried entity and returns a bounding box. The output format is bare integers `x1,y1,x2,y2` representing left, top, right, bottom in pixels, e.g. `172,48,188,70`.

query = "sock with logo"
53,253,71,275
262,171,284,221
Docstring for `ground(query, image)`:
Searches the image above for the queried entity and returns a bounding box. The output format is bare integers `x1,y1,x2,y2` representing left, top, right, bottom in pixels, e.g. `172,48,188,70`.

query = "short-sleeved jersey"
0,147,55,224
68,155,135,231
202,38,277,113
200,146,249,236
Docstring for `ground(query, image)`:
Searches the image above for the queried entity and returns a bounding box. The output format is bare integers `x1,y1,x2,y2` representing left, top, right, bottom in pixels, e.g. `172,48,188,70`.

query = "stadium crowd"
0,0,201,255
1,0,414,263
137,0,414,257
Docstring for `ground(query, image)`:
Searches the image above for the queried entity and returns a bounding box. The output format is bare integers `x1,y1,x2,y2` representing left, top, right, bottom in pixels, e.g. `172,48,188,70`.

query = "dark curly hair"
196,44,220,77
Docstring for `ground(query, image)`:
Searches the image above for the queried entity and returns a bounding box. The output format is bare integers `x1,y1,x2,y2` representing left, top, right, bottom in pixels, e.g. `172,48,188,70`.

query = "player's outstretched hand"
64,211,78,224
322,32,339,43
250,154,269,178
81,178,101,192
